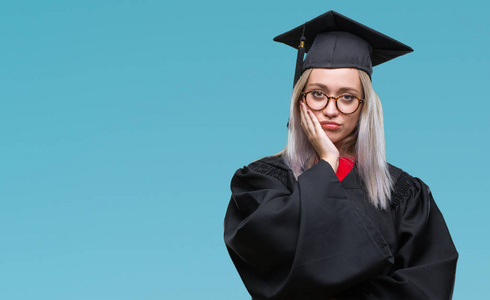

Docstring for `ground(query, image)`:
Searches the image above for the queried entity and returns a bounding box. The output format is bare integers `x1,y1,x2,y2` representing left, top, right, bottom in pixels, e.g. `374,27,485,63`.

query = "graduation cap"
273,11,413,86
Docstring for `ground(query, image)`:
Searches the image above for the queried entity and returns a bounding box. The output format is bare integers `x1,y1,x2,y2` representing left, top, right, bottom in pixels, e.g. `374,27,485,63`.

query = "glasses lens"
305,92,328,111
337,97,359,114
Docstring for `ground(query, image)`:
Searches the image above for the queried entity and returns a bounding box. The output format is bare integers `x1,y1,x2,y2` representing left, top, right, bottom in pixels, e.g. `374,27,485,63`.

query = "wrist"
321,156,339,172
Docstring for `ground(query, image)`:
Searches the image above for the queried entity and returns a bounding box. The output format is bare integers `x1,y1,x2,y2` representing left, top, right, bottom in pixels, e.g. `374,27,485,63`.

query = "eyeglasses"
301,90,364,114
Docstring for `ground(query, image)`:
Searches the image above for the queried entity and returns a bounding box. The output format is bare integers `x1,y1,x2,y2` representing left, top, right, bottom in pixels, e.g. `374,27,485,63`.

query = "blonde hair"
281,68,393,209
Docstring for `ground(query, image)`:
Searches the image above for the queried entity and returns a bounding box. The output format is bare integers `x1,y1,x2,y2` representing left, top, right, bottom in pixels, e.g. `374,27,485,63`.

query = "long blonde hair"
281,68,393,209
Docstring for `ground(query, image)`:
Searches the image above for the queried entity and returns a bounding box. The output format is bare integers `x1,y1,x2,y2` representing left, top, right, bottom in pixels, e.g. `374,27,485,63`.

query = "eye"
340,94,356,101
311,90,325,98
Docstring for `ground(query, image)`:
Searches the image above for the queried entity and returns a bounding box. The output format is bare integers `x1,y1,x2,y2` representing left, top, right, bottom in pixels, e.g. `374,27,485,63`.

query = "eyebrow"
305,83,362,96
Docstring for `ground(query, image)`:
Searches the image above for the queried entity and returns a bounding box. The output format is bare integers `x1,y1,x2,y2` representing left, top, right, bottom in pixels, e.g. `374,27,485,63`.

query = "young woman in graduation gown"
224,11,458,300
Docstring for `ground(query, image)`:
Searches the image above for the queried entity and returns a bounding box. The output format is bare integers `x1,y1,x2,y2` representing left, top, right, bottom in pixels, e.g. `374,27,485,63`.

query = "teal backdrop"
0,0,488,299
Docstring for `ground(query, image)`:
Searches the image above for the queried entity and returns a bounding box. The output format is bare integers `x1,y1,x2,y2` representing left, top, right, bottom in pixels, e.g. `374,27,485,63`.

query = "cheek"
344,114,360,131
312,111,323,120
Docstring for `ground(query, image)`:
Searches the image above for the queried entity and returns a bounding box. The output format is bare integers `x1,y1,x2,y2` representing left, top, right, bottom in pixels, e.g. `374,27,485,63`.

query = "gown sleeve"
224,158,395,299
339,172,458,300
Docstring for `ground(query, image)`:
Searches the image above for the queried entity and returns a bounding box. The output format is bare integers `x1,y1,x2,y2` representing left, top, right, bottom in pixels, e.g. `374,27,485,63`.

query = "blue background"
1,0,488,299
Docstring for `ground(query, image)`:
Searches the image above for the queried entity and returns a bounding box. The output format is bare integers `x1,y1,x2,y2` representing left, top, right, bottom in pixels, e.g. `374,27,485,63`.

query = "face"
302,68,363,146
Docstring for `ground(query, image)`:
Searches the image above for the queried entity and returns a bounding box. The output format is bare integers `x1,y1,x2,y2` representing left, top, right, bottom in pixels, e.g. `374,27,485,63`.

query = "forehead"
306,68,362,92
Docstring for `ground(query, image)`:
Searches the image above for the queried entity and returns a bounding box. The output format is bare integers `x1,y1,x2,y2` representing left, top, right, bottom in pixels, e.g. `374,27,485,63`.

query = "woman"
224,11,458,300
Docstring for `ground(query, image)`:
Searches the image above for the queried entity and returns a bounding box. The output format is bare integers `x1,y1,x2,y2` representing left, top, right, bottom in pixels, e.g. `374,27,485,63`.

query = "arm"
339,176,458,300
224,159,394,299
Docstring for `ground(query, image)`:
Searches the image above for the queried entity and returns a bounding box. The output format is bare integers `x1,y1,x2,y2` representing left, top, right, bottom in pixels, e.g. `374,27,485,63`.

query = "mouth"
320,121,341,130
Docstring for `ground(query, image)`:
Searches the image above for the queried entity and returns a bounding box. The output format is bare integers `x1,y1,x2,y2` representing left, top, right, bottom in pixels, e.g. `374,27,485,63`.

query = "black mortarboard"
273,11,413,86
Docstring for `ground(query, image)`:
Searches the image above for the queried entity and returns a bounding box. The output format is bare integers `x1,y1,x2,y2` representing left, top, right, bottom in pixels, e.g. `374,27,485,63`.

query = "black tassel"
293,24,306,87
289,25,306,129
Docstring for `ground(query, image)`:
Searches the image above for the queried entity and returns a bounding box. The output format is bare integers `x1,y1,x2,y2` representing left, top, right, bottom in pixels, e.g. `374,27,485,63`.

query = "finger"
305,109,321,135
308,109,324,135
299,102,307,129
299,102,312,134
304,108,317,138
302,105,313,131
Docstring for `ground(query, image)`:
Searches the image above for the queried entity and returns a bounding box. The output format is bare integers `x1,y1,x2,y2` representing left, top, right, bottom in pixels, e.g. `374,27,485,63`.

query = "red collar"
336,157,355,181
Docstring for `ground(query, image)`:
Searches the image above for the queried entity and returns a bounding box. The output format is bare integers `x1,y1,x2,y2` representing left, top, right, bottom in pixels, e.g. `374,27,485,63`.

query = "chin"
325,132,342,144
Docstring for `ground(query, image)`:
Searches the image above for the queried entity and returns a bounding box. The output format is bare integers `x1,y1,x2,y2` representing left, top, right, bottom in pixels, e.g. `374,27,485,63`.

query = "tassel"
289,25,306,129
293,24,306,87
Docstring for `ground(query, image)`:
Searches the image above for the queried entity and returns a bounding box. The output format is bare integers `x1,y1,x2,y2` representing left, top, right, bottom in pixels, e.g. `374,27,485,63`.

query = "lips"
320,121,341,130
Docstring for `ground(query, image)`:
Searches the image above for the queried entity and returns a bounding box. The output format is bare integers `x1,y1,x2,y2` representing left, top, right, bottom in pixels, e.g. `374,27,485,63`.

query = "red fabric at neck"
336,157,355,181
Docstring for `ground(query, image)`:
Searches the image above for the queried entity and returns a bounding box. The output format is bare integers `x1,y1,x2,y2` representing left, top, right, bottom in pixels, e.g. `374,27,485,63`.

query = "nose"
322,99,339,117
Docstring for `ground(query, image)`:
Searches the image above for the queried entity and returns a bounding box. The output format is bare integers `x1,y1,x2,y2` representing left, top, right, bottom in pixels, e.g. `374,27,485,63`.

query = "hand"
299,101,339,171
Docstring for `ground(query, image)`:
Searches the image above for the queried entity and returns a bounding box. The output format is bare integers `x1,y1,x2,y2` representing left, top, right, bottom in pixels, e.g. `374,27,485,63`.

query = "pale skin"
299,68,363,173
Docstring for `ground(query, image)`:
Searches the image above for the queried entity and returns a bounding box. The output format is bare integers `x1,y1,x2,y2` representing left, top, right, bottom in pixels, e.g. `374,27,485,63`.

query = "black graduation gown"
224,156,458,299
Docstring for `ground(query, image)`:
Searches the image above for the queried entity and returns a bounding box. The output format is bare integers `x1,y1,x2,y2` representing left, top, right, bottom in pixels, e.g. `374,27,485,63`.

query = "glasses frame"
300,90,364,115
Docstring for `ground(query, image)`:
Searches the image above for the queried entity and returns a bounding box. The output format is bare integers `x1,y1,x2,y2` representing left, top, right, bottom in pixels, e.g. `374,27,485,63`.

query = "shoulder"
388,164,430,209
248,155,289,172
239,155,291,187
